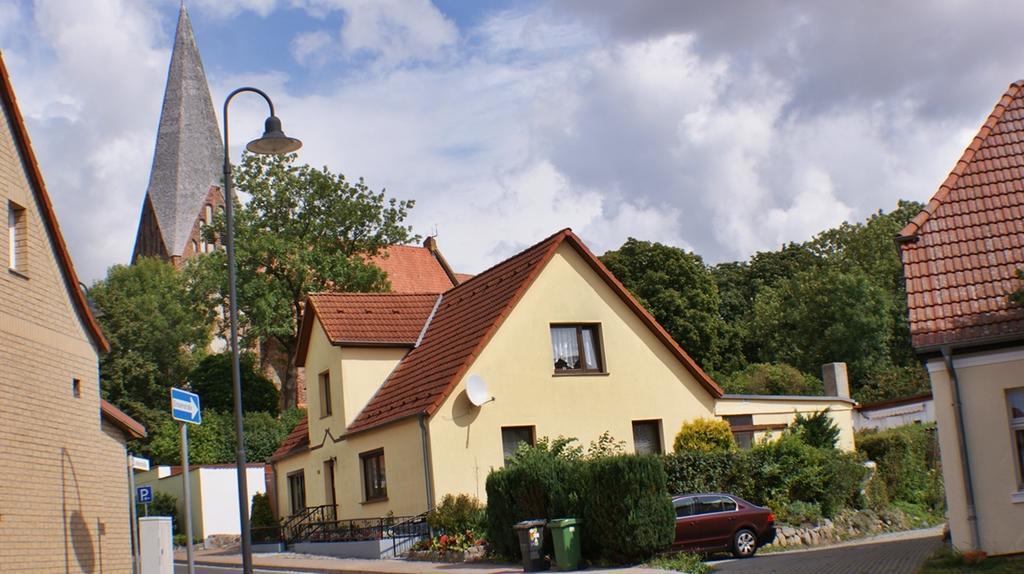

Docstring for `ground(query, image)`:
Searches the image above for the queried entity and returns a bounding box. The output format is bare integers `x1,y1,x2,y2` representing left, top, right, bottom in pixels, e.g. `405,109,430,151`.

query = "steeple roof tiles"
136,5,222,258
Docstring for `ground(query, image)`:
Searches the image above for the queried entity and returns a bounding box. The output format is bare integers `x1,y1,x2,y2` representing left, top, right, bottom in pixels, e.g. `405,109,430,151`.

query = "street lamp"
222,87,301,574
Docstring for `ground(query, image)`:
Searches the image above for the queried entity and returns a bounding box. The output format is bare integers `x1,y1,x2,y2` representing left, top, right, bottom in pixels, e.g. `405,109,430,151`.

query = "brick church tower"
132,4,224,266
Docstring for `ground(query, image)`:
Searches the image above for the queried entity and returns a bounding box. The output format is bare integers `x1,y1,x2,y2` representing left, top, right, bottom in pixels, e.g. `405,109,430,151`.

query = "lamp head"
245,115,302,155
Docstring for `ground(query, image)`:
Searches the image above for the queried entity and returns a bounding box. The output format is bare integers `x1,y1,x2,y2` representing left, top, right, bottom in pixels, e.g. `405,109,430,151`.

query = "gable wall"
0,82,132,571
428,242,717,501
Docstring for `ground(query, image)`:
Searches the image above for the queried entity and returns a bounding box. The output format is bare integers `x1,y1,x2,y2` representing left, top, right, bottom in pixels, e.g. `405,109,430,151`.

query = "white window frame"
1008,388,1024,499
8,202,25,271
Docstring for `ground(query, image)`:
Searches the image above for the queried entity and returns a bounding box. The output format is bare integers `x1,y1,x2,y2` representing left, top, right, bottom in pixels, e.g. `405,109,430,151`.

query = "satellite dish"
466,374,493,407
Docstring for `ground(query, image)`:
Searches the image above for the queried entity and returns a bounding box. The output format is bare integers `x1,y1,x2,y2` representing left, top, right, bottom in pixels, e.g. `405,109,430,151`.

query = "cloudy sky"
2,0,1022,282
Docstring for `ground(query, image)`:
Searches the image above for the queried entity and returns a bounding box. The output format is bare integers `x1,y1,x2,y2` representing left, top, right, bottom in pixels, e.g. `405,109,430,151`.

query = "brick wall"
1,86,133,573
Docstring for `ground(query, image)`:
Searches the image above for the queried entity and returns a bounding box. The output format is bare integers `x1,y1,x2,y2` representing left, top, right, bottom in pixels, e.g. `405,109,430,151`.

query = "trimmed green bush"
251,492,278,529
484,438,582,558
428,494,485,535
663,450,734,494
580,455,675,563
777,501,823,526
138,491,181,535
673,417,737,453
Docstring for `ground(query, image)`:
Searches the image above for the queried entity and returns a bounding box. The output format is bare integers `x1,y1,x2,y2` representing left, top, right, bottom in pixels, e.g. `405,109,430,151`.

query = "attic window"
550,324,604,373
8,201,26,273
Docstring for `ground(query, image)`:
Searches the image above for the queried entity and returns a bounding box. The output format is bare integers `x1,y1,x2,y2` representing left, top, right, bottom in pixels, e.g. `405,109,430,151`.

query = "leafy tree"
141,408,305,465
752,266,893,394
673,418,736,453
251,492,278,529
192,153,416,409
188,352,279,414
601,239,723,369
718,363,822,396
790,409,841,449
90,258,213,410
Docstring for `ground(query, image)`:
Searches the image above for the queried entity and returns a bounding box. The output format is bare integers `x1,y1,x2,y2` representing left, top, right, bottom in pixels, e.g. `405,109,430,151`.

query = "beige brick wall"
1,90,133,572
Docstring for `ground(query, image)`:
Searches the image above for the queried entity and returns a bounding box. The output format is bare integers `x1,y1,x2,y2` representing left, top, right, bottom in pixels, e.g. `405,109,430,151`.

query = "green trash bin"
548,518,581,571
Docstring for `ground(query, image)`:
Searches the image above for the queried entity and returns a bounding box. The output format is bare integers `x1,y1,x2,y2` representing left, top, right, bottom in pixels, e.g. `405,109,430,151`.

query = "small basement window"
501,426,535,462
550,324,603,373
632,420,663,455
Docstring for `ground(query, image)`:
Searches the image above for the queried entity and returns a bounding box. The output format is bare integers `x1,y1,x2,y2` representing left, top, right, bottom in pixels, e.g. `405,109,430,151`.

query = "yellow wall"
428,242,718,502
303,321,407,443
274,418,429,521
715,397,857,451
926,348,1024,556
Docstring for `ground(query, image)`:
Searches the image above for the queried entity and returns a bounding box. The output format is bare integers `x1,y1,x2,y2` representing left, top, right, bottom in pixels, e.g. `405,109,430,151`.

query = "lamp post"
222,87,301,574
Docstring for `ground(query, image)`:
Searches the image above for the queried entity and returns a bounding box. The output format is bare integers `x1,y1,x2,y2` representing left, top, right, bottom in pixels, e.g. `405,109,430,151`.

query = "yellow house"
897,81,1024,556
269,229,858,530
0,52,146,572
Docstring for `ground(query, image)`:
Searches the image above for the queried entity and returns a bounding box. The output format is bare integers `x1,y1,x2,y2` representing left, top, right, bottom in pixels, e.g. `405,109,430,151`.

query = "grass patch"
919,546,1024,573
647,552,709,574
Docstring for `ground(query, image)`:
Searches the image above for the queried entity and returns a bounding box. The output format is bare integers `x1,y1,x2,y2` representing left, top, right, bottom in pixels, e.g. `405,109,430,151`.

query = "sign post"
171,388,202,574
128,455,150,574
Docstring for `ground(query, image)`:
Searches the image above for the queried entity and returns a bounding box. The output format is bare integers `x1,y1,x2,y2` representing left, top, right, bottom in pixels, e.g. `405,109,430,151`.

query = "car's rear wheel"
732,528,758,558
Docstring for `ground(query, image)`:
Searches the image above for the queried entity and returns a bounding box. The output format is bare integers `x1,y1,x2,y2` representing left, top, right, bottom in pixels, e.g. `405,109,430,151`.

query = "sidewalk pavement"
174,547,666,574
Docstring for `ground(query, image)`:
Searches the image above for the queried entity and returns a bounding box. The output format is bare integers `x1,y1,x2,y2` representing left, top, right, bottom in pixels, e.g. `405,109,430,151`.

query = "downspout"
941,346,982,551
418,413,435,514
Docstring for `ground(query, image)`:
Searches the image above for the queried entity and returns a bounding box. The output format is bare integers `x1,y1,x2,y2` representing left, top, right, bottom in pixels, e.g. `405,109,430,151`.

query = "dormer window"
550,324,604,373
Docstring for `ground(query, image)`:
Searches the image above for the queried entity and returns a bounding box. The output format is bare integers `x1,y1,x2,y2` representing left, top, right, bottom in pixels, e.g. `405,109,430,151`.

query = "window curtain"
550,327,579,369
581,328,599,370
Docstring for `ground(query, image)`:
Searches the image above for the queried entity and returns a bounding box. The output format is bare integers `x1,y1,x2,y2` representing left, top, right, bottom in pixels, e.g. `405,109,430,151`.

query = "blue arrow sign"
171,387,202,424
137,485,153,504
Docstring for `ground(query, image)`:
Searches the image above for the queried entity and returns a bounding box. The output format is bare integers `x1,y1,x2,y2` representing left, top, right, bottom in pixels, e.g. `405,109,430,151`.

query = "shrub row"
856,423,943,511
664,433,867,519
485,440,674,564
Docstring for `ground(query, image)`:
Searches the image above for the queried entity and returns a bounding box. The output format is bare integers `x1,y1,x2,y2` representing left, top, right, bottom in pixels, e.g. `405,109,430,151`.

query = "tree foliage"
188,352,279,414
790,409,841,449
718,363,822,396
191,153,416,408
138,408,305,465
601,239,722,370
91,258,213,409
673,418,737,454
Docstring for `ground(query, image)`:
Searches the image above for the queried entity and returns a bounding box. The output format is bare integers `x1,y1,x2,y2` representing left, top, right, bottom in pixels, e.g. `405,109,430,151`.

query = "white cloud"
291,30,334,67
191,0,280,19
298,0,458,66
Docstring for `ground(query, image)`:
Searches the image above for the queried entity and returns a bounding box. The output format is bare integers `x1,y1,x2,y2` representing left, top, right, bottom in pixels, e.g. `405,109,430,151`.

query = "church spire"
132,3,223,263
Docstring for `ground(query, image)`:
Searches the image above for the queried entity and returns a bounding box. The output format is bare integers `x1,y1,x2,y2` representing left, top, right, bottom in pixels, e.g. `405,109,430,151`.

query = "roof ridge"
443,228,572,293
898,80,1024,240
0,52,109,353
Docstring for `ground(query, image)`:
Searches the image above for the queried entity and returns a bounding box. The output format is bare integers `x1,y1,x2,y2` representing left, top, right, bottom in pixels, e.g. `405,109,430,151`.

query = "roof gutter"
418,413,435,513
940,346,982,551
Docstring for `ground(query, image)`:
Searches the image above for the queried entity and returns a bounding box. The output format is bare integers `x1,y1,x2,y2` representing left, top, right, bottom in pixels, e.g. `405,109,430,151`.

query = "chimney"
822,362,850,398
423,236,438,252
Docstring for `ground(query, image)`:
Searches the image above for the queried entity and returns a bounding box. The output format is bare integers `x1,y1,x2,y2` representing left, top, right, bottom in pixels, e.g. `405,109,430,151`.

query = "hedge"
856,423,942,509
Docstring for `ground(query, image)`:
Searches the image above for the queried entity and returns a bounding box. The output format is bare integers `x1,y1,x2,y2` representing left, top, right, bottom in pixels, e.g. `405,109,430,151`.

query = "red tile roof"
370,245,456,293
898,81,1024,349
346,229,723,435
296,293,439,366
268,416,309,462
0,52,109,353
100,400,147,439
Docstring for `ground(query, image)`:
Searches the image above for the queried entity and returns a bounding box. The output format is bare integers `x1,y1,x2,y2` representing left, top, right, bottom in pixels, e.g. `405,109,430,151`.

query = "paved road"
711,531,943,574
175,565,309,574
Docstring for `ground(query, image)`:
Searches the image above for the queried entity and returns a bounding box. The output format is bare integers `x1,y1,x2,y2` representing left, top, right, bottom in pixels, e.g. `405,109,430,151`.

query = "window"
674,496,696,517
72,378,81,398
318,371,332,418
550,324,603,373
8,202,25,272
723,415,754,450
632,420,663,455
205,204,213,225
696,495,736,514
1009,389,1024,490
360,449,387,501
501,426,535,461
287,471,306,515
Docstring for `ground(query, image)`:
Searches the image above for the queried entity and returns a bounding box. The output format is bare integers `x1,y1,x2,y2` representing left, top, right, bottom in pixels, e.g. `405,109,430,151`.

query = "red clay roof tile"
268,416,309,462
369,245,455,294
898,81,1024,349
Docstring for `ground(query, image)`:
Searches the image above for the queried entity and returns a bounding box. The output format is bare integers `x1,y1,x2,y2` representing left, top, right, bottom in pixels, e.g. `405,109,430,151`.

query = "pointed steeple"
132,4,223,262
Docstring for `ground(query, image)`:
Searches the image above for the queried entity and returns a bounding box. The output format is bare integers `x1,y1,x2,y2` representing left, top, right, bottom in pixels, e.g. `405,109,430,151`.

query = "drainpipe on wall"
941,346,982,551
418,413,435,514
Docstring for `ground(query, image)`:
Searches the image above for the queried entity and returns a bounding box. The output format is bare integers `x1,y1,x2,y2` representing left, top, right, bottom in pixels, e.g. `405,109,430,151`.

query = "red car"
671,493,776,558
